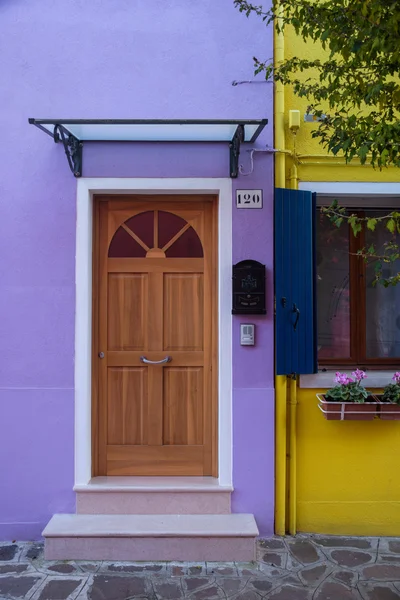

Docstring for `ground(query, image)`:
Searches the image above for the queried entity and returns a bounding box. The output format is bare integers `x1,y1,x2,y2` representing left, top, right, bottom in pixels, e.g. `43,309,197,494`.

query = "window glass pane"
317,211,351,359
108,227,146,258
158,211,187,249
166,226,203,258
365,210,400,358
124,211,154,248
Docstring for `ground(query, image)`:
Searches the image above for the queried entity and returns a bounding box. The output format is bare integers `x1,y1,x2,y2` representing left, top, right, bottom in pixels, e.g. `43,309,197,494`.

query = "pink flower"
335,372,354,385
335,371,344,384
392,372,400,384
352,369,366,382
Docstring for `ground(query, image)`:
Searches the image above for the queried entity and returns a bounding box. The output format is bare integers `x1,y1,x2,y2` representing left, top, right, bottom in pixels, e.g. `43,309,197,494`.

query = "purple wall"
0,0,274,538
232,163,275,535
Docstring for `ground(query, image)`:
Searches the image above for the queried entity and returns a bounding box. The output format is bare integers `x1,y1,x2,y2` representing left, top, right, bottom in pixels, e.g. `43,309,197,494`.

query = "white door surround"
74,178,233,488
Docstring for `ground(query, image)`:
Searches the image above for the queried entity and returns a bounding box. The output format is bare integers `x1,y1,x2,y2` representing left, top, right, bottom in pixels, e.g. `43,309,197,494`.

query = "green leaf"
387,219,396,233
335,217,343,228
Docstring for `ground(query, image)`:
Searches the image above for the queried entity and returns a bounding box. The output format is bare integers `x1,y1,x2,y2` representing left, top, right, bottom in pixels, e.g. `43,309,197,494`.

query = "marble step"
43,513,259,561
75,476,232,515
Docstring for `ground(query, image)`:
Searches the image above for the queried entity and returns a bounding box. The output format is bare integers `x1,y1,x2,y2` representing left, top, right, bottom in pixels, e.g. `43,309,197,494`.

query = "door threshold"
74,476,233,493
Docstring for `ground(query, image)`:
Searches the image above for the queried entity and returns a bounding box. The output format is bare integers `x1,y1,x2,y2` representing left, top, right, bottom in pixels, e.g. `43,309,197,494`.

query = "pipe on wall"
288,159,299,536
274,2,288,537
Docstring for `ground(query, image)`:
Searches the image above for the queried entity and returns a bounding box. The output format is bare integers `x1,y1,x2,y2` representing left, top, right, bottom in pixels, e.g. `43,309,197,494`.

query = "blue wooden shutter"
275,188,317,375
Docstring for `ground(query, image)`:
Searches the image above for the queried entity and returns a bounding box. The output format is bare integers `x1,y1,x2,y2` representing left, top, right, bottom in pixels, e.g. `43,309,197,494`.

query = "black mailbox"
232,260,266,315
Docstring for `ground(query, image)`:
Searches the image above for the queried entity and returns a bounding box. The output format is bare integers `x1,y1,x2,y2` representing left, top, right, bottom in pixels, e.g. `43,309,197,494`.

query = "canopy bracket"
54,125,83,177
230,124,244,178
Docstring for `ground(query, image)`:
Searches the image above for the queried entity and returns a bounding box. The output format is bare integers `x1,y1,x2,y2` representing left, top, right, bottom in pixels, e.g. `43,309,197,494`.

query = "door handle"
292,303,300,332
140,356,172,365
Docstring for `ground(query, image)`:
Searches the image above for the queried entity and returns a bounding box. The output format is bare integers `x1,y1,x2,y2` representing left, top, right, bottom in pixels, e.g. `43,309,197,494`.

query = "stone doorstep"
42,513,259,562
43,514,258,537
76,491,232,516
44,537,257,563
75,476,233,516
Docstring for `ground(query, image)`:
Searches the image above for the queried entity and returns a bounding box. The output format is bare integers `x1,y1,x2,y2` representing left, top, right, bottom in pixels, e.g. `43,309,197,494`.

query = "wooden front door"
93,196,217,476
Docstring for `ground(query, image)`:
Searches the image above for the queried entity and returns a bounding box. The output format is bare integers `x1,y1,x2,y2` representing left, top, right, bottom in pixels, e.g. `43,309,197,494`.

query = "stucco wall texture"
0,0,274,538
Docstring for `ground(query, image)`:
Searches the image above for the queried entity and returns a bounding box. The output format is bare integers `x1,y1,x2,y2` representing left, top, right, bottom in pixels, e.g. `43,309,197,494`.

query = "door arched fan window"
108,210,203,258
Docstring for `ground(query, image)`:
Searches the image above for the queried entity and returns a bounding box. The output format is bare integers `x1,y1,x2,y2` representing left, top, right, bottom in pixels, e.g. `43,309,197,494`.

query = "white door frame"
74,178,233,486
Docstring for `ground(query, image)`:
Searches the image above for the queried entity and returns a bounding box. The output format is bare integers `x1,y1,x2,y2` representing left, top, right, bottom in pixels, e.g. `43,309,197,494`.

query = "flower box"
317,394,378,421
317,370,377,421
374,395,400,421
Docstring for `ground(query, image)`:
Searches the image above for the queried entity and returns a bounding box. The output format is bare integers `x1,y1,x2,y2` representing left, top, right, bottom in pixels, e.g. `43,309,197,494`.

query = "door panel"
163,274,204,351
95,198,217,476
107,368,148,445
107,274,148,350
163,367,204,445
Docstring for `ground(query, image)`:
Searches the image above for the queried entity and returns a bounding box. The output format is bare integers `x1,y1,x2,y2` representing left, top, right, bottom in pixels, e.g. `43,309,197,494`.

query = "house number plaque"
236,189,263,209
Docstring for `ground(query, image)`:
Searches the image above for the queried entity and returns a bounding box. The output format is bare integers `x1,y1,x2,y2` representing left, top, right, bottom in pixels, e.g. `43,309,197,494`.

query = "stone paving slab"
2,535,400,598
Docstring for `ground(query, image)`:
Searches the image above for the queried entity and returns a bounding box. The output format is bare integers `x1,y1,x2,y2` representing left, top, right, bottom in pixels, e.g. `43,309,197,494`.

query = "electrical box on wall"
240,324,255,346
232,260,266,315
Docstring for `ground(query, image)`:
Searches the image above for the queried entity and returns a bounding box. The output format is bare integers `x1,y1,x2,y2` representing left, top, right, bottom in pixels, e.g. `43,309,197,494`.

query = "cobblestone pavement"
3,536,400,599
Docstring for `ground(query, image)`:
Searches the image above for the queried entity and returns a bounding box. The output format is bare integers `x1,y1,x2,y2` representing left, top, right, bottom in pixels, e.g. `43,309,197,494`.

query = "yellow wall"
296,389,400,535
279,24,400,536
283,26,400,184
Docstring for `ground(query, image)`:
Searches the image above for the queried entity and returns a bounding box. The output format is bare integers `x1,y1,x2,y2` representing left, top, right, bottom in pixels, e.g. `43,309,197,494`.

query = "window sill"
300,371,393,389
